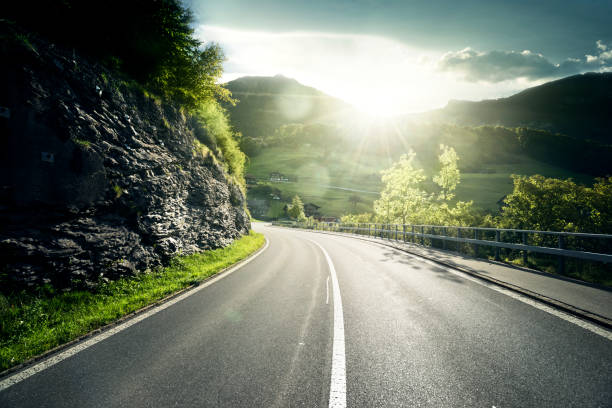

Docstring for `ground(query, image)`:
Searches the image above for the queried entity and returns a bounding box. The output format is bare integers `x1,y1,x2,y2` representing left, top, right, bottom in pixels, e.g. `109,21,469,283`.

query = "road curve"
1,223,611,407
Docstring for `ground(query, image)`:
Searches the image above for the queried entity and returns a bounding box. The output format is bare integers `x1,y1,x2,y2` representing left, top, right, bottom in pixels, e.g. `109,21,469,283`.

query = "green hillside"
246,145,593,218
422,72,612,143
224,76,610,219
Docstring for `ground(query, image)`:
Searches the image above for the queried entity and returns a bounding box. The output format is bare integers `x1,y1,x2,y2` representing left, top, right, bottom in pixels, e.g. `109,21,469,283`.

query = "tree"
6,0,231,109
288,195,306,221
372,147,480,226
433,144,460,201
373,151,428,224
499,175,612,234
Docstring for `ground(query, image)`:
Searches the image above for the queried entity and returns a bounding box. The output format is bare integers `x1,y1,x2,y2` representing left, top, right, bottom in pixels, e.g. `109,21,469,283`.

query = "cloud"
438,42,612,82
195,25,447,114
194,26,612,113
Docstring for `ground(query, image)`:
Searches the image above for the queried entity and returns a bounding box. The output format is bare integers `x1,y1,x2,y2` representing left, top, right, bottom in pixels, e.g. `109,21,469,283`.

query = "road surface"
1,224,611,407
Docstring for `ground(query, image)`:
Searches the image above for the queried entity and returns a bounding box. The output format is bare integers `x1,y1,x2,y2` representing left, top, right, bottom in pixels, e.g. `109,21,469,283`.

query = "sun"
349,93,407,118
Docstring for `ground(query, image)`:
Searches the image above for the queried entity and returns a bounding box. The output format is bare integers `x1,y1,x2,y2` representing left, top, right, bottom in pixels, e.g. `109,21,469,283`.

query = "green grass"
74,138,91,149
247,145,593,216
0,231,265,372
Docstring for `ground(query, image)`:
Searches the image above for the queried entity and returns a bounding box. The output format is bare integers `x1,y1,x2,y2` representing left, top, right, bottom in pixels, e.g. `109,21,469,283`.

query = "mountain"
423,72,612,142
223,75,355,140
228,74,610,217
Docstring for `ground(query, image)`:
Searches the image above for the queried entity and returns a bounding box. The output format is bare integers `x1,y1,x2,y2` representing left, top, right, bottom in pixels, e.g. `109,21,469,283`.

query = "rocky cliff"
0,23,250,289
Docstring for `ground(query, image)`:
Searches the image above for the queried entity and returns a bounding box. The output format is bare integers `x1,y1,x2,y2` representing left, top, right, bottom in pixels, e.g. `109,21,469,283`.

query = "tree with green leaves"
374,151,428,224
288,195,306,221
500,175,612,234
373,146,478,226
433,144,460,201
6,0,231,109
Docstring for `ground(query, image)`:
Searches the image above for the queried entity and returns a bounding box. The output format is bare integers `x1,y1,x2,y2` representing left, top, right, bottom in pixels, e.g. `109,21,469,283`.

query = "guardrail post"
442,227,447,250
495,230,501,261
558,235,565,275
522,232,528,265
395,225,398,241
403,225,406,243
420,226,424,245
411,226,415,243
473,229,478,256
456,228,460,254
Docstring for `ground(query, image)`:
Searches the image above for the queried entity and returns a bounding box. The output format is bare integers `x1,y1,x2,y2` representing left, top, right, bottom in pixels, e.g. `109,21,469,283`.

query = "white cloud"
437,41,612,83
195,26,612,113
597,40,607,51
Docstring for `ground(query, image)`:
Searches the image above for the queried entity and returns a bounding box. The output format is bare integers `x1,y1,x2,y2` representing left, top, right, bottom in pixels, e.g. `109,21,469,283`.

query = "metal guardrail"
272,221,612,274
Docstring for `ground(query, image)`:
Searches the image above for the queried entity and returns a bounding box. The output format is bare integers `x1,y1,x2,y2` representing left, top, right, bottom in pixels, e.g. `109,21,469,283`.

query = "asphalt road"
1,224,611,407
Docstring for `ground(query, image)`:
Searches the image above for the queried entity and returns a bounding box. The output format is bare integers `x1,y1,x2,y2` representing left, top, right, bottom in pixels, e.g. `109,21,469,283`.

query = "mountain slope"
227,74,608,217
223,75,355,139
423,72,612,142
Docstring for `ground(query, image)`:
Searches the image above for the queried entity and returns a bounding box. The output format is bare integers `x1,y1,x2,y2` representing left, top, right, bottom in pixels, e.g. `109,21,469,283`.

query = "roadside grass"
0,231,265,372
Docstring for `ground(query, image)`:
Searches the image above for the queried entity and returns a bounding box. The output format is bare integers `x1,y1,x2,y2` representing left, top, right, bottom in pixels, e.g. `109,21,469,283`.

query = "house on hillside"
245,174,257,185
304,203,321,217
269,172,290,182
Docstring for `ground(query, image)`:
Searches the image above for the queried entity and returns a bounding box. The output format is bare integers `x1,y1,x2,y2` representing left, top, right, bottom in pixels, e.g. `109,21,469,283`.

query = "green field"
247,146,593,216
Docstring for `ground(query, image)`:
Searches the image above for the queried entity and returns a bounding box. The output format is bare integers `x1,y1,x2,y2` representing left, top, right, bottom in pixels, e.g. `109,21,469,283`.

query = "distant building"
269,172,290,182
303,203,321,217
245,174,257,185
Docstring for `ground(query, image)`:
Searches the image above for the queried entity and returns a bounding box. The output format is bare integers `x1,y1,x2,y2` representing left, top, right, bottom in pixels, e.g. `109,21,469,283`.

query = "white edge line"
308,239,347,408
311,231,612,341
0,237,270,393
408,253,612,341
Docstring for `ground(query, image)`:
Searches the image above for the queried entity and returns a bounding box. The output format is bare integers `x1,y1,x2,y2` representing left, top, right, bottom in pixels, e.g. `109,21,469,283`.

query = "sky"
187,0,612,115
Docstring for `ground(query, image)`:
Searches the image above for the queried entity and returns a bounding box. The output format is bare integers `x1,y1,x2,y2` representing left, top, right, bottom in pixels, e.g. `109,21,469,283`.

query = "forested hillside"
422,72,612,143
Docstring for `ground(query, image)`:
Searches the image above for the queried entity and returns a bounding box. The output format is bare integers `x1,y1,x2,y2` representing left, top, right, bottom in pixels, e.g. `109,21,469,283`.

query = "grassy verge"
0,231,265,372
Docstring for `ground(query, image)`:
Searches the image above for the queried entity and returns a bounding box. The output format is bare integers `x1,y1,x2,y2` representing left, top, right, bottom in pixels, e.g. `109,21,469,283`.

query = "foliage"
193,101,246,185
288,195,306,221
433,144,460,200
374,151,428,224
0,231,265,371
6,0,231,109
373,145,479,226
242,123,345,157
499,175,612,233
515,128,612,176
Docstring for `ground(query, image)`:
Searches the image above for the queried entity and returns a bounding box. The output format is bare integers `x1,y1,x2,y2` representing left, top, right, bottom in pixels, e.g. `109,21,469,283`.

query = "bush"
193,101,246,186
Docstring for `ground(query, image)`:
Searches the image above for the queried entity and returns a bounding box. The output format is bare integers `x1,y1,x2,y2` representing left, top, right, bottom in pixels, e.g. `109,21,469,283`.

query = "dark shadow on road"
379,249,466,284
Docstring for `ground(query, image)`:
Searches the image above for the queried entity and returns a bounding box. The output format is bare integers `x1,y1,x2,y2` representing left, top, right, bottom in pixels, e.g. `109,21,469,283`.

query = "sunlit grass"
247,145,591,216
0,231,265,372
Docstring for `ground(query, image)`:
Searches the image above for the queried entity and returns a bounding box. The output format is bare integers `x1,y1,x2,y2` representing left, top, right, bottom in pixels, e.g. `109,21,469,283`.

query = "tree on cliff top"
6,0,230,108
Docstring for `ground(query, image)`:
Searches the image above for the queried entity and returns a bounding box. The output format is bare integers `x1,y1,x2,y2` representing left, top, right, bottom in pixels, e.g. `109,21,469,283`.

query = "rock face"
0,23,250,289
